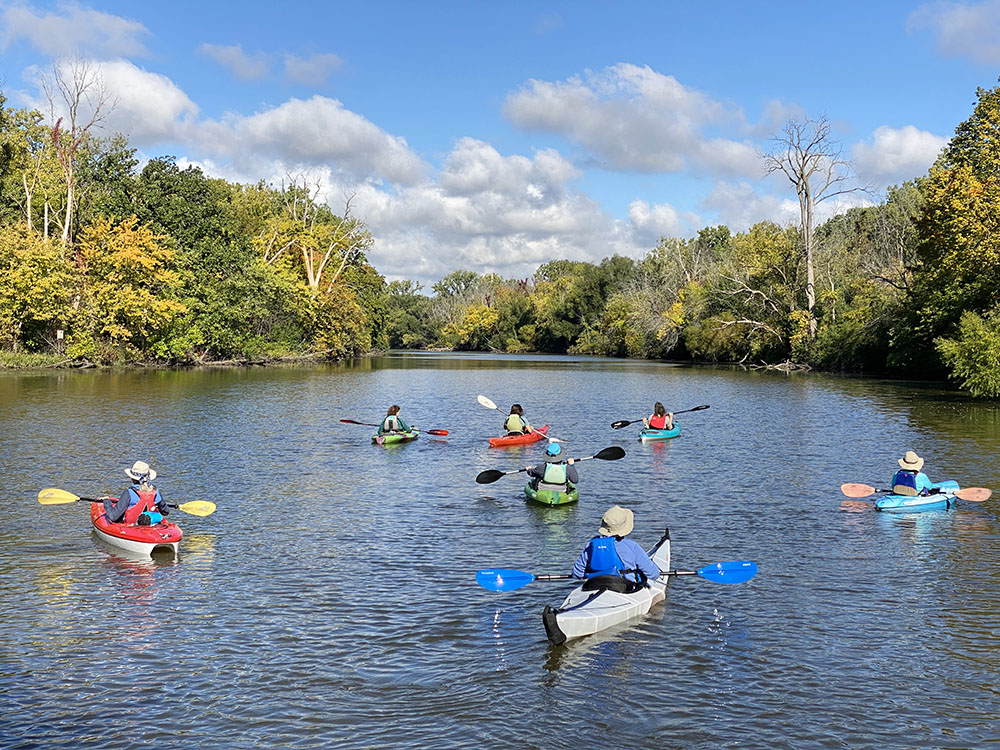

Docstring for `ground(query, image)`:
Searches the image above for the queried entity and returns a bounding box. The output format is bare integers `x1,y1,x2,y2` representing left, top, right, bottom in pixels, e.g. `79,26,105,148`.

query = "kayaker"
643,402,674,430
571,505,662,590
526,443,578,491
891,451,933,496
103,461,170,525
504,404,534,435
378,405,411,435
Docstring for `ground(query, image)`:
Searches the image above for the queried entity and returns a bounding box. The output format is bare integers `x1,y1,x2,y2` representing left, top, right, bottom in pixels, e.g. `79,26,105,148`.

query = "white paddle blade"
477,394,498,411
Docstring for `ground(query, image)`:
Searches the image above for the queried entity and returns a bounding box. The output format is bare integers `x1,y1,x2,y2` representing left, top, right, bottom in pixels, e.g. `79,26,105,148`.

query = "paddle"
475,446,626,484
840,483,992,502
611,404,710,430
476,560,758,592
477,395,564,442
339,419,449,436
37,488,217,516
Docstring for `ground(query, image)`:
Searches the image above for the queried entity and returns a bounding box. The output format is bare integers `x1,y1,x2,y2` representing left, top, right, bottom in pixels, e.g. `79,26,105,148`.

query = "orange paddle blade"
840,483,876,498
955,487,992,502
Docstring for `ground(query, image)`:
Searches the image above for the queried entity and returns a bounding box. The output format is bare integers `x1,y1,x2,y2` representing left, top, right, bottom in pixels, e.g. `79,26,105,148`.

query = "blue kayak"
875,480,959,513
639,424,681,442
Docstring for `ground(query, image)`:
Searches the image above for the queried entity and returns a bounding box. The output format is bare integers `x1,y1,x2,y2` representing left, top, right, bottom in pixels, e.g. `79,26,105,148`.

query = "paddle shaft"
340,419,447,435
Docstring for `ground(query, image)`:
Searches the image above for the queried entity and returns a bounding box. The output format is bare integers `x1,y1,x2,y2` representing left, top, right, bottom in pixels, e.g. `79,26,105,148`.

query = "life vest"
892,470,920,496
505,414,525,434
541,462,567,487
123,488,161,524
649,414,668,429
382,415,401,432
584,536,626,578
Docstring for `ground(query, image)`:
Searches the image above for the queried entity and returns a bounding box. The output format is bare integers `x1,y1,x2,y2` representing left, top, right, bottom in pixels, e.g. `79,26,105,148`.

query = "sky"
1,0,998,287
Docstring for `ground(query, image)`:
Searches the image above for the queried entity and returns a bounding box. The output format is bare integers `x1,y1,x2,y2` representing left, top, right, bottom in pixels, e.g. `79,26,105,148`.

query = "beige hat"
598,505,634,537
898,451,924,472
125,460,157,482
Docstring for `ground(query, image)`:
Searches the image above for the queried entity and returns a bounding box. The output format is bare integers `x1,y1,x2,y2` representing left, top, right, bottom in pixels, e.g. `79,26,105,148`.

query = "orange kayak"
488,425,549,447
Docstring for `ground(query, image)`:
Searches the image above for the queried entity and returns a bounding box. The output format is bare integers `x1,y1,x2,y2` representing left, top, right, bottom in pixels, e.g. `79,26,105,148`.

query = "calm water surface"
1,353,999,748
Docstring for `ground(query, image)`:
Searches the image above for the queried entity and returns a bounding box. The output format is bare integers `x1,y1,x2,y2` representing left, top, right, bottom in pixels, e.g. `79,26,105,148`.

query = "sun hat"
898,451,924,472
125,460,157,482
598,505,634,537
545,443,562,457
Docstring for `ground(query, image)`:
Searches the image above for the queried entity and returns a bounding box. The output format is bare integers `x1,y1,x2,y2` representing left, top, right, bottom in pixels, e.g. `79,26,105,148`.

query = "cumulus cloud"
852,125,948,186
627,199,695,240
283,52,343,86
503,62,759,177
909,0,1000,64
0,1,148,57
348,139,646,282
192,95,427,185
198,43,269,80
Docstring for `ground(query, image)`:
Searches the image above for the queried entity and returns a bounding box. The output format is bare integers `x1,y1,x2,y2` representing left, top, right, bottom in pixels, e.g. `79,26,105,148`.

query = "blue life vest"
892,470,920,496
584,536,625,578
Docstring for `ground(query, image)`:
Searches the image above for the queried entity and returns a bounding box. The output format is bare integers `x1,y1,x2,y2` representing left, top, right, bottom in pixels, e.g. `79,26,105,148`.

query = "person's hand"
567,458,574,465
525,466,531,471
668,412,673,418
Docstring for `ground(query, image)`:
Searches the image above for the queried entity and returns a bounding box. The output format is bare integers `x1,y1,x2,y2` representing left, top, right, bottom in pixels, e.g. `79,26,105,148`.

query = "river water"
1,353,998,748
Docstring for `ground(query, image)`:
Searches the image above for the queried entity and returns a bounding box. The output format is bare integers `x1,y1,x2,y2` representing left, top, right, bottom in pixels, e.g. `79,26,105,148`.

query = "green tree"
0,225,73,351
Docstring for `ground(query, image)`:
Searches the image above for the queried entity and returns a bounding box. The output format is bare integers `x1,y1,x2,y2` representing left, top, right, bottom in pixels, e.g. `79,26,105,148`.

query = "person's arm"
526,464,543,478
666,412,674,429
917,472,934,493
622,540,663,579
397,417,411,432
155,488,169,516
566,462,579,484
571,546,590,578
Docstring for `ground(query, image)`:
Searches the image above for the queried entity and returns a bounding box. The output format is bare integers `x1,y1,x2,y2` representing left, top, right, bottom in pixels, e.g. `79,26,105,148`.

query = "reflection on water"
1,353,1000,748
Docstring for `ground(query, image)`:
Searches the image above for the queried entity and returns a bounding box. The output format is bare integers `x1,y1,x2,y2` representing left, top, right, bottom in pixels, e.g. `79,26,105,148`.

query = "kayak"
542,528,671,645
875,480,959,513
489,425,549,447
524,481,579,506
373,430,419,445
90,501,182,557
639,424,681,442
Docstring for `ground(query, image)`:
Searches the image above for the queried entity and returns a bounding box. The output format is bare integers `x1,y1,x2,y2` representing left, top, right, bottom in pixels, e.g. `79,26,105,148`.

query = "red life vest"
649,414,668,429
123,488,159,524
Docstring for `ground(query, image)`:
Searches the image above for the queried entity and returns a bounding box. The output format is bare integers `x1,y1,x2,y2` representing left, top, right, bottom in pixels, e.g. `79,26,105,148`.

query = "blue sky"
2,0,998,285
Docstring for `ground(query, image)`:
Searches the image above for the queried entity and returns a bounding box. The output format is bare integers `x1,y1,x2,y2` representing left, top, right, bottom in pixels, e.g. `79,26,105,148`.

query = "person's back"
379,405,410,434
892,451,932,496
528,444,577,490
104,461,168,524
571,506,661,589
504,404,531,435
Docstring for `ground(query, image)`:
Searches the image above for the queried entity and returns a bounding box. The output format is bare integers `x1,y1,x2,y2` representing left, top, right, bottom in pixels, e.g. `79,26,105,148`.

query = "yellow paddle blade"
37,488,82,505
177,500,216,516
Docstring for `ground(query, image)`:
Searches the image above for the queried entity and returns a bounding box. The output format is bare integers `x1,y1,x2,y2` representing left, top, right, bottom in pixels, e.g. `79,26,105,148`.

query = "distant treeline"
2,84,1000,397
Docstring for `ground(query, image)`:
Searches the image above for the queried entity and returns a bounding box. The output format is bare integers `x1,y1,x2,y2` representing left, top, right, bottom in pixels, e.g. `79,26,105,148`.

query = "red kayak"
488,424,549,447
91,502,182,557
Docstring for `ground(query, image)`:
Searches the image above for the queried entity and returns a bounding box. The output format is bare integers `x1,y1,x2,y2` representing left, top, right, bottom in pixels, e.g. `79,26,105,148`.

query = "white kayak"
542,528,671,645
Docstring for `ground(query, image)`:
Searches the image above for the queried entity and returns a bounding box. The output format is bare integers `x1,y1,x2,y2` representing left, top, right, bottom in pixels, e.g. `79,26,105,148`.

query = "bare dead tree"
762,115,859,340
43,58,115,246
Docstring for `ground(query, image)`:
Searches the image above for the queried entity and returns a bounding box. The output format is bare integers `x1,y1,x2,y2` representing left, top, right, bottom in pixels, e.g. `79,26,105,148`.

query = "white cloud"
701,182,800,232
0,1,148,58
503,62,759,178
198,43,269,80
192,95,427,185
852,125,948,186
909,1,1000,64
627,199,692,239
283,52,342,86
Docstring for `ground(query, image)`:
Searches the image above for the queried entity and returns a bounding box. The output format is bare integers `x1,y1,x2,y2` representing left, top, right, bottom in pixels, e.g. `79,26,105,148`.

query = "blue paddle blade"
696,560,758,584
476,568,535,591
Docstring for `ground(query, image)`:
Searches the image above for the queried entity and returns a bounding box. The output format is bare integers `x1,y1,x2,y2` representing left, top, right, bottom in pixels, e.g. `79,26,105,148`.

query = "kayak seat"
581,575,644,594
891,484,919,496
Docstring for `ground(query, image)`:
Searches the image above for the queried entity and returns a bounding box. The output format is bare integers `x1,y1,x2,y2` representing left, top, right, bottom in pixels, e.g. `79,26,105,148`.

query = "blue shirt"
571,537,661,581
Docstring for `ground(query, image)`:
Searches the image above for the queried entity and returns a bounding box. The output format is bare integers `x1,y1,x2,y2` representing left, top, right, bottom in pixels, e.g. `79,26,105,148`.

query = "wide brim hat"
125,460,156,481
898,451,924,472
598,505,634,537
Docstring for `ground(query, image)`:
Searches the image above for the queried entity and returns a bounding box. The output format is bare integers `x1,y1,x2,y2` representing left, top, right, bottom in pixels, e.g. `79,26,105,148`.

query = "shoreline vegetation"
3,82,1000,397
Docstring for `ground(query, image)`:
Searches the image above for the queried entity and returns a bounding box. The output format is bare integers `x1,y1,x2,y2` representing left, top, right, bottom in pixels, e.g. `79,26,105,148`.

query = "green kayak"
524,482,579,506
372,430,418,445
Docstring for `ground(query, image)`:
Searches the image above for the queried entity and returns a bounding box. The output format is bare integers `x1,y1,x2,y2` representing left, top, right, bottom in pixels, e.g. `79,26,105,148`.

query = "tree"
42,58,115,245
763,115,860,341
